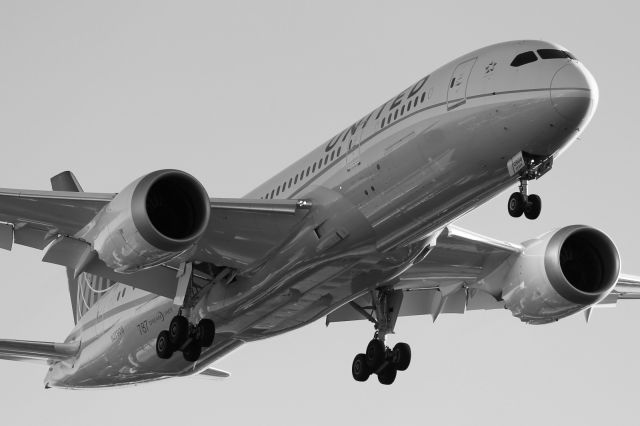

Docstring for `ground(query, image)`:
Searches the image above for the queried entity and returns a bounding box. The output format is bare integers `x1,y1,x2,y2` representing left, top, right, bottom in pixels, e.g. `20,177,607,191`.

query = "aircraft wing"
327,225,640,324
0,188,308,258
0,339,80,364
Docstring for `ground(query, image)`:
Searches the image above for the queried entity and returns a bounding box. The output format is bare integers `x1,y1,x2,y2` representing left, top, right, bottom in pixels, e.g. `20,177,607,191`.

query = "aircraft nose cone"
550,62,599,123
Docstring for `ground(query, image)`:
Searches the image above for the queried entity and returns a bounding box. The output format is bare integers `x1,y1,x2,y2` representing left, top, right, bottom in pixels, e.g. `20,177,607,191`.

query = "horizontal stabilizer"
0,339,80,362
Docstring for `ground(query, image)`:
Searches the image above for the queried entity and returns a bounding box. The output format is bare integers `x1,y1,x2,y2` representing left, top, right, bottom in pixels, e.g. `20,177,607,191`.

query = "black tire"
195,318,215,347
352,353,371,382
377,364,397,385
182,340,202,362
169,316,189,347
392,342,411,371
524,194,542,220
365,339,386,370
508,192,526,218
156,330,173,359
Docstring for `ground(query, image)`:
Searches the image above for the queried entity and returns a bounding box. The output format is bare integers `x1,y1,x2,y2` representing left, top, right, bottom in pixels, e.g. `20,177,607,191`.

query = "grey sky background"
0,1,638,425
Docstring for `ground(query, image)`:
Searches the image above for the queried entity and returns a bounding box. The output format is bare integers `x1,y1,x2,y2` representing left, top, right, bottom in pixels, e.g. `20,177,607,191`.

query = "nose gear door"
447,57,477,110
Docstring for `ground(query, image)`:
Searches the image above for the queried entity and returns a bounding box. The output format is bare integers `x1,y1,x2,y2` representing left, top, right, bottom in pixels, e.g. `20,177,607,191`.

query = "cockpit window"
537,49,575,60
511,51,537,67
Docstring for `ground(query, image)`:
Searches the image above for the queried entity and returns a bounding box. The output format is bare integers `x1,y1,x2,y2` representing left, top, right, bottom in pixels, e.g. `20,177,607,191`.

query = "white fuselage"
45,40,597,388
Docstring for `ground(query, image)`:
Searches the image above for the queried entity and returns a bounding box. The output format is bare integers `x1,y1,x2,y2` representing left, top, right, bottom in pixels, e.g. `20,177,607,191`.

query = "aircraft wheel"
524,194,542,220
156,330,174,359
352,353,371,382
377,364,397,385
508,192,526,217
365,339,386,370
392,342,411,371
169,316,189,347
196,319,215,347
182,340,202,362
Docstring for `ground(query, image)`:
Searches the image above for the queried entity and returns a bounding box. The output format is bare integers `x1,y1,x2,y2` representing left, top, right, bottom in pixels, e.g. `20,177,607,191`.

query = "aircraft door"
446,57,477,110
345,120,365,172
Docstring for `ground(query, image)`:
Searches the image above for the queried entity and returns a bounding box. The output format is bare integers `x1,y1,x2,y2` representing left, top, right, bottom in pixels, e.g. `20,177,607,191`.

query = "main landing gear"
156,315,215,362
506,152,553,220
155,261,221,362
350,288,411,385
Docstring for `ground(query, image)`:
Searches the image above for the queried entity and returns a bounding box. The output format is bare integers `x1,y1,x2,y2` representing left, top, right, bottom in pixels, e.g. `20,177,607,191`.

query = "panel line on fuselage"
67,292,157,343
286,86,588,199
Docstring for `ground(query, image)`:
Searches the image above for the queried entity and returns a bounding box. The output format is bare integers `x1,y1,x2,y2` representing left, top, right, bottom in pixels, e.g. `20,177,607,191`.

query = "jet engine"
500,225,620,324
82,170,210,273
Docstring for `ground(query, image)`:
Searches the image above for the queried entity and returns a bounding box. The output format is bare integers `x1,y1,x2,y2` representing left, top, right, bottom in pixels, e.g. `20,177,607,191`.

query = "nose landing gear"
508,179,542,220
506,152,552,220
349,288,412,385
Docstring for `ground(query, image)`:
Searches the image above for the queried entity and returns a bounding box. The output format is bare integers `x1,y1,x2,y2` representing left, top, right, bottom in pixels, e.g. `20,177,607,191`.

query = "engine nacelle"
80,170,210,273
500,225,620,324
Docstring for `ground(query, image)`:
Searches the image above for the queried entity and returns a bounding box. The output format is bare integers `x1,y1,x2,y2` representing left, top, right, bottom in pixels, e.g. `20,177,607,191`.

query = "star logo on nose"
485,61,497,73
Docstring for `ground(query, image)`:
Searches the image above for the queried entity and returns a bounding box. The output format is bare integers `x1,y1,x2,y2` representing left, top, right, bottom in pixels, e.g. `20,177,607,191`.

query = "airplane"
1,39,638,388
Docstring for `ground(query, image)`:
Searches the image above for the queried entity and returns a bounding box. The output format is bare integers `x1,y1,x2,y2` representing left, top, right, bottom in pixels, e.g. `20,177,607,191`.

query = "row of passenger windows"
262,86,429,199
511,49,577,67
263,146,342,199
380,91,427,129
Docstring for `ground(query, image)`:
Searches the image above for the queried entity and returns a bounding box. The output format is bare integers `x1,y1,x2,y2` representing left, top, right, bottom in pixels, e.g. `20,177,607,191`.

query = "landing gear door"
447,57,477,110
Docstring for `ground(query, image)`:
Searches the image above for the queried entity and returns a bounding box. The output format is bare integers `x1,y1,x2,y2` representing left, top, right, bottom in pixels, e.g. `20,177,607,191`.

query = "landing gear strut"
506,152,552,220
350,288,411,385
155,261,217,362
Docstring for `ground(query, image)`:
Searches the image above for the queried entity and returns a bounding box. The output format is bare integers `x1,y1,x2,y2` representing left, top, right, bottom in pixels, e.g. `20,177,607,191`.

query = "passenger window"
388,113,392,123
276,186,280,196
312,163,316,173
394,110,398,120
414,97,418,107
325,154,329,164
306,166,311,176
401,105,405,115
337,147,341,157
510,51,537,67
407,102,411,112
270,190,275,198
381,117,386,128
265,193,269,199
331,151,335,160
420,92,425,103
537,49,571,59
294,175,298,184
288,178,292,187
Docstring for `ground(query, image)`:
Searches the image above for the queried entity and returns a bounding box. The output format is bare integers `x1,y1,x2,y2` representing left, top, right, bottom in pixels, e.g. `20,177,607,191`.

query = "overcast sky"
1,1,639,425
